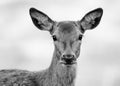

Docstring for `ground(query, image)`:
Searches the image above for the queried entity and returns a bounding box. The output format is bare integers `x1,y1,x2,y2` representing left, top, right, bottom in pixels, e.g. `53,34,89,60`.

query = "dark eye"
78,35,83,40
52,35,57,41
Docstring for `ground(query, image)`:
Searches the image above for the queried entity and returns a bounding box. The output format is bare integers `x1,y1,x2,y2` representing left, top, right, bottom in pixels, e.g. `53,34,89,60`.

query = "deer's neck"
48,48,77,86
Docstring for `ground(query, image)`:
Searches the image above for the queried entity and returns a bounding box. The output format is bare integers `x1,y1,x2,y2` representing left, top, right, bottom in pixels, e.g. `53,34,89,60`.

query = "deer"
0,7,103,86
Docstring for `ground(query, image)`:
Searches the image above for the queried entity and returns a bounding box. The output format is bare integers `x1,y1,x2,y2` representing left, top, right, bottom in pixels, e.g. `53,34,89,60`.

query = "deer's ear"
29,8,54,31
79,8,103,31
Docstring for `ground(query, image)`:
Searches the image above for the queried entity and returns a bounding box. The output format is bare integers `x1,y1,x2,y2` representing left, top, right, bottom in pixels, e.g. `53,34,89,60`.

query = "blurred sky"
0,0,120,86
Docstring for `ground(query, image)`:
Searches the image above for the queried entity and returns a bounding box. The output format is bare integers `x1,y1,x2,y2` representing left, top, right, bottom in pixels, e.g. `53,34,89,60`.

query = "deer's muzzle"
61,54,76,65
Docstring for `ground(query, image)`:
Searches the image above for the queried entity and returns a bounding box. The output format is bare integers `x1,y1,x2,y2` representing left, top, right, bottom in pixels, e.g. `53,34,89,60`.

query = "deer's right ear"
29,8,54,31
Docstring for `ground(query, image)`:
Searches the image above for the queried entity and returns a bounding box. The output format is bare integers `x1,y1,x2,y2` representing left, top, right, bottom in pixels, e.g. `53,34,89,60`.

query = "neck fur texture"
48,48,77,86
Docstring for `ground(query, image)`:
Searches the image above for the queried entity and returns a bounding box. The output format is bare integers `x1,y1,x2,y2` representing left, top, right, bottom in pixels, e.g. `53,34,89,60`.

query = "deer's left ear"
29,8,54,31
79,8,103,31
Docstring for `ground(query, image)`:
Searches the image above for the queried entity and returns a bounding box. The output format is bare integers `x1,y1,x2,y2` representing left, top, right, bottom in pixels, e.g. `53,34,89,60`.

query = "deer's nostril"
63,54,75,59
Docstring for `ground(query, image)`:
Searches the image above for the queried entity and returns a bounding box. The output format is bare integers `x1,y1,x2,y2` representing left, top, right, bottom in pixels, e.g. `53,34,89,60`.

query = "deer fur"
0,7,103,86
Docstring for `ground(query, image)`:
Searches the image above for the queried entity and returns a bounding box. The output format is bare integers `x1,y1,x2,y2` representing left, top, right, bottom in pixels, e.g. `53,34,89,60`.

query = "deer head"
29,8,103,66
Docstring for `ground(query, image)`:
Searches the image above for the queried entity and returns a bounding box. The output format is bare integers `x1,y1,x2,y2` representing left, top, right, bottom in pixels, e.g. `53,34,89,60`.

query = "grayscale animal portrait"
0,7,103,86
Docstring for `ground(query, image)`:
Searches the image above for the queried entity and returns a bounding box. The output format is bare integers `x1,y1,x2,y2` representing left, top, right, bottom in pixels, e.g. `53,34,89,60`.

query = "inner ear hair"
80,8,103,30
29,8,54,31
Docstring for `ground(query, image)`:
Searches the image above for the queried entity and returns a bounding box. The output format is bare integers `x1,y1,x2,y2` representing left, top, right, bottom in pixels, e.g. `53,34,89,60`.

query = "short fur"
0,48,76,86
0,7,103,86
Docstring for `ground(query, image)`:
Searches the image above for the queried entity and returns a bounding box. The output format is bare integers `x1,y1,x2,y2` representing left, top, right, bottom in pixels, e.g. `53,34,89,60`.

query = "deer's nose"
63,54,74,58
61,54,76,65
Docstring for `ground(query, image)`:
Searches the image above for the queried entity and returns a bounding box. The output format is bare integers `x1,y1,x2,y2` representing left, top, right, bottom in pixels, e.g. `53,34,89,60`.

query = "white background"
0,0,120,86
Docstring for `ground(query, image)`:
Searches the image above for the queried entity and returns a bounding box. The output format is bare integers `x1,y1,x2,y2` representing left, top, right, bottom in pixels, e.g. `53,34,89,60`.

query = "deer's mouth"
60,59,77,65
63,61,77,65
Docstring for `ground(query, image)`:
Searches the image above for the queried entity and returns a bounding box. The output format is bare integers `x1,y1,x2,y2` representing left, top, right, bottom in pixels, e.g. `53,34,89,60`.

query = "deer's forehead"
58,22,75,33
53,22,80,37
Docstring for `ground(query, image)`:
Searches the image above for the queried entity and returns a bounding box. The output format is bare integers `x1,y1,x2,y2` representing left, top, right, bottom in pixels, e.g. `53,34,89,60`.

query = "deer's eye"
52,35,57,41
78,35,83,40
